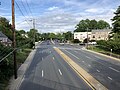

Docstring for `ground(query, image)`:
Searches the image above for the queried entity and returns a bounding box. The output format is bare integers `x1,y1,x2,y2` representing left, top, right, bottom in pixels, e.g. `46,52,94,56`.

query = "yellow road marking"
54,47,108,90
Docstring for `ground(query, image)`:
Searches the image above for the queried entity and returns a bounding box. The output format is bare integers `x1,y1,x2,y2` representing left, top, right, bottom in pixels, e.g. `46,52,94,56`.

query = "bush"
97,39,120,54
73,39,80,43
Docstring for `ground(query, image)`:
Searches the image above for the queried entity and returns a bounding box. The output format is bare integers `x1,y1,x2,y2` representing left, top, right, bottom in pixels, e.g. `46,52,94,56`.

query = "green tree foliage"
97,33,120,54
27,29,38,39
74,19,110,32
63,31,73,40
112,6,120,33
72,39,80,43
96,6,120,54
89,19,98,29
41,32,73,41
0,17,12,40
75,19,91,32
49,33,56,39
97,20,110,29
41,33,50,40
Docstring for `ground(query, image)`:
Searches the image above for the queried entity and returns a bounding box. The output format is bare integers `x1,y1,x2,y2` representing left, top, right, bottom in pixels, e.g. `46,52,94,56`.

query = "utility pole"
12,0,17,79
33,19,35,49
86,28,88,49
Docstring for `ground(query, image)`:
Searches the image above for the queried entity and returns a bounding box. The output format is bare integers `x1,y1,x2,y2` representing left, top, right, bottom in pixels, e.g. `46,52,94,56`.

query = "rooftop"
0,31,8,38
92,29,112,32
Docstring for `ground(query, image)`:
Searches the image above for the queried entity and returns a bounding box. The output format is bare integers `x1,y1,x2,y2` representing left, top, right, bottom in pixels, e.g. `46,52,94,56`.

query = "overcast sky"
0,0,120,33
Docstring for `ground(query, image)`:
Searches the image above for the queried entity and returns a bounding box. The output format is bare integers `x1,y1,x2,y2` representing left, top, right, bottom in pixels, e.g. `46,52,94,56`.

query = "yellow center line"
54,47,108,90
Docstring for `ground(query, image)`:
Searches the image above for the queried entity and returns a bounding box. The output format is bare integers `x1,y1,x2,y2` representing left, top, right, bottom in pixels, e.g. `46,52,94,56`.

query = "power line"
0,49,16,63
25,0,34,18
15,1,32,28
21,0,32,19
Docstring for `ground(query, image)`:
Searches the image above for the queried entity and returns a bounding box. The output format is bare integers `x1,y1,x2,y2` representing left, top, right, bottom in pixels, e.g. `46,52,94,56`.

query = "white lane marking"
50,51,51,53
95,56,101,59
42,57,43,61
58,69,62,75
88,64,91,67
53,57,55,60
82,61,85,63
109,67,120,73
97,69,100,72
64,50,79,59
108,76,112,80
42,70,44,77
86,56,91,59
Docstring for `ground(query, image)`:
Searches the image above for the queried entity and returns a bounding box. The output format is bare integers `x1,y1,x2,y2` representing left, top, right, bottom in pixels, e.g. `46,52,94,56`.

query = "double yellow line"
54,47,108,90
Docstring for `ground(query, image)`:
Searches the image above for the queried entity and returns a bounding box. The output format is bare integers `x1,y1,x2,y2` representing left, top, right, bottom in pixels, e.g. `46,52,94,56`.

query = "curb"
82,48,120,62
8,49,37,90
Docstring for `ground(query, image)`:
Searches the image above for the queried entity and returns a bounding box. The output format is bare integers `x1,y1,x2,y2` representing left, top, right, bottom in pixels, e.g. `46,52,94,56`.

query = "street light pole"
12,0,17,79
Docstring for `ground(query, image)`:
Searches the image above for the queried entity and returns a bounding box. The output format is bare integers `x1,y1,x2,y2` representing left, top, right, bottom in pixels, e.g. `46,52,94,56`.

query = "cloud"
85,8,101,13
13,0,120,33
48,6,59,11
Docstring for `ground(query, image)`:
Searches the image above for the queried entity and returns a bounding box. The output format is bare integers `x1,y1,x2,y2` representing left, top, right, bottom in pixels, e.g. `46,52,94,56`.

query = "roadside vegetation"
0,17,41,90
88,6,120,57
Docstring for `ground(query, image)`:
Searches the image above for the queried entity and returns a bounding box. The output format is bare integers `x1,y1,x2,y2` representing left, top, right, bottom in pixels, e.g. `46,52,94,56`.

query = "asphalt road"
54,42,120,90
19,41,92,90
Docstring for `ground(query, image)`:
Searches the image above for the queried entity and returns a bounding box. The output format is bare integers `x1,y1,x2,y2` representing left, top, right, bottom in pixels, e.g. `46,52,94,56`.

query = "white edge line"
109,67,120,73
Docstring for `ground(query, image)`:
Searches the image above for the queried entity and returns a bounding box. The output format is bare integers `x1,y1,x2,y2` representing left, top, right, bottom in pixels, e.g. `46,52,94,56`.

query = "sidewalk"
8,49,37,90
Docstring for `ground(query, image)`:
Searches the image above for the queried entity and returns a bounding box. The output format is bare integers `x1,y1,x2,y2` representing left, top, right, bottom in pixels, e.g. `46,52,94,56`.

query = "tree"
90,19,98,29
74,19,91,32
27,29,38,39
49,33,56,39
97,20,110,29
41,33,50,40
74,19,110,32
63,31,73,40
0,17,12,40
19,30,26,34
112,6,120,33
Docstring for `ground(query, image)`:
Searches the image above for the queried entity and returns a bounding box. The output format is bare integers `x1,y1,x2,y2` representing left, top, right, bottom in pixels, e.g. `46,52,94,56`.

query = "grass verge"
88,45,120,59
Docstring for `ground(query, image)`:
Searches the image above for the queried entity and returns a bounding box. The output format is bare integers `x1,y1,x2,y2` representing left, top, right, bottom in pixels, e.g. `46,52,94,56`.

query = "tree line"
74,19,110,32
